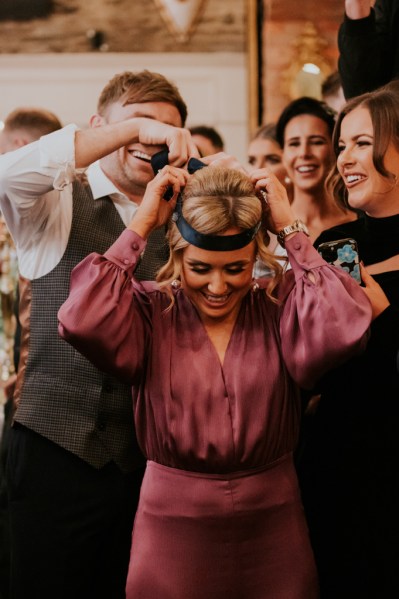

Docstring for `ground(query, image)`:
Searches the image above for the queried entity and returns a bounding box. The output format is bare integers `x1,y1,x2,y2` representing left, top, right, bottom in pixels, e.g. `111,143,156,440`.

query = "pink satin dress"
58,230,371,599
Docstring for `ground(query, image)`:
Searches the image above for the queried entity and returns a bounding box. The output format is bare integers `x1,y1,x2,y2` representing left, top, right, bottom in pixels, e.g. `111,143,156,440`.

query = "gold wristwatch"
277,220,309,248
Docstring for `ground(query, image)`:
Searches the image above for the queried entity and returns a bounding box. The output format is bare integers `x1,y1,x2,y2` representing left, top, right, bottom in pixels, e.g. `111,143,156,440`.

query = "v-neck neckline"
192,294,247,370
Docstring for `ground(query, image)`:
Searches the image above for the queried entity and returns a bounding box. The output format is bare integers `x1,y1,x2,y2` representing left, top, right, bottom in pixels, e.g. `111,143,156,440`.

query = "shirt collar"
87,160,127,202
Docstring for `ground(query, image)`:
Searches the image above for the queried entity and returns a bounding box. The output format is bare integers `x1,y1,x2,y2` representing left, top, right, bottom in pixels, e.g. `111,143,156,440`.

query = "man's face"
97,101,183,203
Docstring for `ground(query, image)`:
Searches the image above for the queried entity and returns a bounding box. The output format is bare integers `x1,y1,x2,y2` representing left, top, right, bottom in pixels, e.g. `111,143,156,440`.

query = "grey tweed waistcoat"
15,180,168,471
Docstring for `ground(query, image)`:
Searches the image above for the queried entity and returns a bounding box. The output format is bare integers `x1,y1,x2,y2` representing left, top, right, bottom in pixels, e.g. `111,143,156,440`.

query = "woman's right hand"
128,166,189,239
359,263,390,320
250,169,295,234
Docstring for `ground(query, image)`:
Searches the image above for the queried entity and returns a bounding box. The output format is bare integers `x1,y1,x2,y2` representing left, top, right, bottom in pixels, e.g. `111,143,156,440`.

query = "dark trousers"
6,424,144,599
0,399,13,599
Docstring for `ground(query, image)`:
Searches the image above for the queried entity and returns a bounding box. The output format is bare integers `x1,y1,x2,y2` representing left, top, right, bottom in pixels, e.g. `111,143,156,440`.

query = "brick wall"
261,0,344,122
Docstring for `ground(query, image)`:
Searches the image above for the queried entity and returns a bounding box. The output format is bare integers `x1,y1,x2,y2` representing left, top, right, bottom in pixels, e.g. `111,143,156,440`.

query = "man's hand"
345,0,372,19
136,119,199,167
75,117,199,169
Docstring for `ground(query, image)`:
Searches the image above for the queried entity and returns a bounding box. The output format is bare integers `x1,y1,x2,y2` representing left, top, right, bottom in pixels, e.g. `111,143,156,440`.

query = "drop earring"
171,279,181,289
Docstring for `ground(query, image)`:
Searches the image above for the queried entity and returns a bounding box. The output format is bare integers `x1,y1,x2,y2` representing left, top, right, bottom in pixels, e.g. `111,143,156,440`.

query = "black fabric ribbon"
150,149,260,251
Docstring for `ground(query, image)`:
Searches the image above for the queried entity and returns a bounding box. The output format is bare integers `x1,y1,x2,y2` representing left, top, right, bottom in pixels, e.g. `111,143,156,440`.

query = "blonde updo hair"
157,166,284,300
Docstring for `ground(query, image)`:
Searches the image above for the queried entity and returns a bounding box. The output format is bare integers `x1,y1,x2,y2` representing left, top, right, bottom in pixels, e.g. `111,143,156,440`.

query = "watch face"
277,220,309,247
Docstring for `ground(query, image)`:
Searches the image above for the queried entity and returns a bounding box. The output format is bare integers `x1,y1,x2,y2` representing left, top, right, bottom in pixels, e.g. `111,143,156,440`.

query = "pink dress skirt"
125,454,319,599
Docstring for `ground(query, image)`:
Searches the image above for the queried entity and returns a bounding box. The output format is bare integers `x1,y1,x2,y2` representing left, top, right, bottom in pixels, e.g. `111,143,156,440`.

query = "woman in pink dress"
58,164,373,599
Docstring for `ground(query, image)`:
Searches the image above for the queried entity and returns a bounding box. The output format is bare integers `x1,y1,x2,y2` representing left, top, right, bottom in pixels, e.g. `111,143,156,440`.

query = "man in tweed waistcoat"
0,70,198,599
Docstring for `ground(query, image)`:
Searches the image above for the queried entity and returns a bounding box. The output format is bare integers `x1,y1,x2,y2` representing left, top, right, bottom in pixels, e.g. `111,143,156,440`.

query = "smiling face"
95,101,183,202
181,233,256,325
283,114,334,194
337,107,399,217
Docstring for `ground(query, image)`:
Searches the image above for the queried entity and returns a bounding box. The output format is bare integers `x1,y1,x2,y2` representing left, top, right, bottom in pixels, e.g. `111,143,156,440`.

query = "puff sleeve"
277,233,372,389
58,228,153,384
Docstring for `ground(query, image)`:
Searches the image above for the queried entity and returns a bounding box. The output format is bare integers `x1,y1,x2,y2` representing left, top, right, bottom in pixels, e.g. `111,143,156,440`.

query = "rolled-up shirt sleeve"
39,124,79,190
278,233,372,389
58,229,152,384
0,124,79,206
0,124,79,249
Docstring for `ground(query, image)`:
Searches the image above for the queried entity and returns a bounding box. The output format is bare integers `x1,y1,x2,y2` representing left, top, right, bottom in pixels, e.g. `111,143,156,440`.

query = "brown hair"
188,125,224,151
276,96,336,148
321,71,342,99
157,166,284,302
97,70,188,125
251,123,280,144
328,80,399,209
4,107,62,138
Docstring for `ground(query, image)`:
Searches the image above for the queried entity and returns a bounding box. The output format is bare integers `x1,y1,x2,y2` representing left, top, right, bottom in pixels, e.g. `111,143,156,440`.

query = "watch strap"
277,220,309,248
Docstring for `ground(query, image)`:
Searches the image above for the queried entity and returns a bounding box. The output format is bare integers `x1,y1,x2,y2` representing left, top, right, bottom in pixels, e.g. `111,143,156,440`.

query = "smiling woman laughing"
297,80,399,598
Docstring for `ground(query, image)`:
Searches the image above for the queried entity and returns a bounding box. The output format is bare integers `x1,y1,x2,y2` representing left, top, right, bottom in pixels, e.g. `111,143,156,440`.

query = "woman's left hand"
359,263,390,320
249,169,295,234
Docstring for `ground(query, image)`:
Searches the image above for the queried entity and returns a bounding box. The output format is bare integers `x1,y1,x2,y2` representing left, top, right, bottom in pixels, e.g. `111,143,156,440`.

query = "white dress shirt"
0,124,139,280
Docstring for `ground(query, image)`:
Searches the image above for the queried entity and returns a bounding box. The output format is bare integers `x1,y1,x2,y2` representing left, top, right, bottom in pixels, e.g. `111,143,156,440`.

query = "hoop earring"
171,279,181,289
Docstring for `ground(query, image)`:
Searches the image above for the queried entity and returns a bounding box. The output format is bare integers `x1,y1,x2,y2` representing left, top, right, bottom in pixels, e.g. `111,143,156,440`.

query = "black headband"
172,195,261,251
151,149,261,251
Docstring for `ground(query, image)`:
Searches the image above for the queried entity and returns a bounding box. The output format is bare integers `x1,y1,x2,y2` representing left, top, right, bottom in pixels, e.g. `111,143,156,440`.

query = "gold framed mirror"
247,0,262,135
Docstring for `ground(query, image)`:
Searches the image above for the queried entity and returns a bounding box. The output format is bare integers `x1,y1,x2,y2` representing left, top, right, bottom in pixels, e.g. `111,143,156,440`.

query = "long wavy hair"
157,167,284,301
327,81,399,210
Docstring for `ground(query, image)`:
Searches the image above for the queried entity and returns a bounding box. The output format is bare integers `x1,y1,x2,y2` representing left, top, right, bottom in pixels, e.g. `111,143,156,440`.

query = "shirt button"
97,419,106,432
123,259,130,265
132,243,139,251
294,242,301,250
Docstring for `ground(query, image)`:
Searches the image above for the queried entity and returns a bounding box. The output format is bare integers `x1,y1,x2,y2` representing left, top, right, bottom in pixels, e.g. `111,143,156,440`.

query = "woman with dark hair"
276,96,357,241
297,81,399,598
58,164,372,599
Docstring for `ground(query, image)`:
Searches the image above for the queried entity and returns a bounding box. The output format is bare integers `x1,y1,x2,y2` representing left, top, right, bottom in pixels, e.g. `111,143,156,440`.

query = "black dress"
297,213,399,599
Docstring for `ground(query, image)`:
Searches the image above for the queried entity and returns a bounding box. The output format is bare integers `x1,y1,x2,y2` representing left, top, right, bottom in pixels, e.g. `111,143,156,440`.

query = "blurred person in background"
0,107,62,154
189,125,225,157
321,71,346,113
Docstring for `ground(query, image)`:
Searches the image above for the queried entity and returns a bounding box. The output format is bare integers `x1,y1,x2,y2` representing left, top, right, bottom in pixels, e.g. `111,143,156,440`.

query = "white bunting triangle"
154,0,207,43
